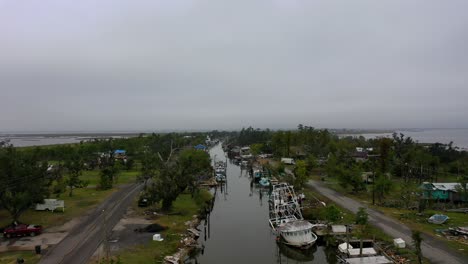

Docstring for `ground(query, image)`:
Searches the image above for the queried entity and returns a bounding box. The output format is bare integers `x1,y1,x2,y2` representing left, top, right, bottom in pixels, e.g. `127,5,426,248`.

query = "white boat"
269,183,317,249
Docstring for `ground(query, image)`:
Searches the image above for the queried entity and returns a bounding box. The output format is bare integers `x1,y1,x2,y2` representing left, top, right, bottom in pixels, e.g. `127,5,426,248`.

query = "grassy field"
0,187,116,228
115,190,212,264
0,251,40,264
0,169,140,228
80,169,139,186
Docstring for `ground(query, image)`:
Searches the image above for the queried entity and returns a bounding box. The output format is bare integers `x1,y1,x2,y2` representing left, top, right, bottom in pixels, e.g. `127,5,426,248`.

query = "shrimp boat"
214,161,227,182
269,183,317,249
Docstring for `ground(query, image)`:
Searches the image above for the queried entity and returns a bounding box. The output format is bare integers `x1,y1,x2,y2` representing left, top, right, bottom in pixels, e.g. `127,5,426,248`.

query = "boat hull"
281,237,316,249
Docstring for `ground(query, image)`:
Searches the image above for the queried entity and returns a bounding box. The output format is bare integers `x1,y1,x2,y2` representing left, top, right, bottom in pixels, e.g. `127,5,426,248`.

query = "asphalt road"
307,180,467,264
39,183,143,264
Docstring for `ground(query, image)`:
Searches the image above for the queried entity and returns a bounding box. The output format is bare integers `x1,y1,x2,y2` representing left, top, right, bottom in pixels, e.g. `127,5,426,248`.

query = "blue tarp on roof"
114,149,126,154
194,144,207,150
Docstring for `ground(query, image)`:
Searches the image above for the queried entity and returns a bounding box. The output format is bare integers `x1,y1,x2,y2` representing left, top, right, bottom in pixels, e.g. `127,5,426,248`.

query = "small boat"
259,177,270,187
428,214,449,224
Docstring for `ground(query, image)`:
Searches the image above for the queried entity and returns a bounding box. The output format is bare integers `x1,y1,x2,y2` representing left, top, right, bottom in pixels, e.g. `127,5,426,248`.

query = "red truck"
3,224,43,238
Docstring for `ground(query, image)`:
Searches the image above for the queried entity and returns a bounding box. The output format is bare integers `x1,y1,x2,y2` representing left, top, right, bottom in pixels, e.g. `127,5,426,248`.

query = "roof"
422,182,467,192
332,225,347,233
279,220,313,232
194,144,207,150
114,149,126,154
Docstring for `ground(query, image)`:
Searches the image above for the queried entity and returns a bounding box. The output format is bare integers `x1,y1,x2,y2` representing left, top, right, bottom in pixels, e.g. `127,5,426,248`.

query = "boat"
269,183,318,249
337,241,392,264
253,169,262,181
213,160,227,182
215,173,226,182
259,177,270,187
428,214,449,224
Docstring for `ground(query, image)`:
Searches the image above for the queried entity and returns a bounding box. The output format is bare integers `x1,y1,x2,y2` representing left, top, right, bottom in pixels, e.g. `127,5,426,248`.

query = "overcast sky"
1,0,467,132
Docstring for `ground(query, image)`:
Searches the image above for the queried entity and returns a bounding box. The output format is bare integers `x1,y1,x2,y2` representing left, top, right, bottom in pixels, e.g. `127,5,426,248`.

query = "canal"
190,144,337,263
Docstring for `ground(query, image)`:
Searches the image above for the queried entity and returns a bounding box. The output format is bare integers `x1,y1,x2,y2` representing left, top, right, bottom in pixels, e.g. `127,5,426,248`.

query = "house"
420,182,468,202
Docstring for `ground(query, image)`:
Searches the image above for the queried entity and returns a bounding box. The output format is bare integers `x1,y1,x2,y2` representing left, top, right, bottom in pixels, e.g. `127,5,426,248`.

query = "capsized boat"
269,183,317,249
428,214,449,224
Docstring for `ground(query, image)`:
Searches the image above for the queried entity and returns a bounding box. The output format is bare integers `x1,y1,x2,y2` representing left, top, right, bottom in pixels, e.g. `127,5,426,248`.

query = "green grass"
114,190,212,264
80,169,139,186
0,251,40,264
0,188,115,228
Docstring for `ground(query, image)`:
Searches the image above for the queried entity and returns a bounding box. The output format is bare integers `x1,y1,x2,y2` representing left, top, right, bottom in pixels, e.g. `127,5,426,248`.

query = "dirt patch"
89,207,155,262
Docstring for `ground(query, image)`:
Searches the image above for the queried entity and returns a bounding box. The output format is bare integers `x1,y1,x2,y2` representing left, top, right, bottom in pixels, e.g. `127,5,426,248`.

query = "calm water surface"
342,128,468,150
189,144,337,264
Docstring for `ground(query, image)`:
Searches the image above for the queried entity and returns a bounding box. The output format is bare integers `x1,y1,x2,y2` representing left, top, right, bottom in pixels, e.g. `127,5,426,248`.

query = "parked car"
3,224,43,238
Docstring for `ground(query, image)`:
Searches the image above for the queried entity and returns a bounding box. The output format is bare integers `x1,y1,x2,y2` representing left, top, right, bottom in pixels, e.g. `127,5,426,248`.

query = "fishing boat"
269,183,317,249
214,160,227,182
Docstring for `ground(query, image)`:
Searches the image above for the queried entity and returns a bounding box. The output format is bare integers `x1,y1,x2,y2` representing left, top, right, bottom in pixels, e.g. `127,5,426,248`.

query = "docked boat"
269,183,317,249
337,240,392,264
214,161,227,182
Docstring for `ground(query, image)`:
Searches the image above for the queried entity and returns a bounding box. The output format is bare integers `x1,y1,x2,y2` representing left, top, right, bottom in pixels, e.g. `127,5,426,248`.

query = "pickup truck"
3,224,43,238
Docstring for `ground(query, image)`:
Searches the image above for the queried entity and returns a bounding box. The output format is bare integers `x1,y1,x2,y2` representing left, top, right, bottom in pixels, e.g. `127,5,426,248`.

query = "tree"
0,146,49,221
147,149,211,211
305,154,318,173
374,173,393,204
323,205,341,222
294,160,308,189
355,207,368,225
64,147,85,197
250,143,264,156
456,175,468,203
400,182,420,209
378,138,393,173
412,230,423,264
337,165,365,193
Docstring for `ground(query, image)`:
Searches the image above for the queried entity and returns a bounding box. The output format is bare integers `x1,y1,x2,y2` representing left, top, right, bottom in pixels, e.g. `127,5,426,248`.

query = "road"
39,183,143,264
307,180,467,264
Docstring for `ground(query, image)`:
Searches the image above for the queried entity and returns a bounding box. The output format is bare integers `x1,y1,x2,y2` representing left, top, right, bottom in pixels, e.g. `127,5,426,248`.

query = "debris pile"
164,215,202,264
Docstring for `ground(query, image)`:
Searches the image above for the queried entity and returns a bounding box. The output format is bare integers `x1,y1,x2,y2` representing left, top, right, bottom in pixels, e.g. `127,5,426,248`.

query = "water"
341,128,468,150
190,144,336,264
0,134,133,147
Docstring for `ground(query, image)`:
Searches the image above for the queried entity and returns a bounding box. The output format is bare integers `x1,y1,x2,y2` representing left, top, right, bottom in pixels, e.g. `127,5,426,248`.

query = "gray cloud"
1,0,467,132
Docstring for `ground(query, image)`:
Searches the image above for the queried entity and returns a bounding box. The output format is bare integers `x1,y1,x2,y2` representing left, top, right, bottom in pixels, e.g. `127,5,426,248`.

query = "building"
420,182,468,202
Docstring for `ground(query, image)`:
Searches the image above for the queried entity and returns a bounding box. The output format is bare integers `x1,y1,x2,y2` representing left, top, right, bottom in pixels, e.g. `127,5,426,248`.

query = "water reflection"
189,144,336,264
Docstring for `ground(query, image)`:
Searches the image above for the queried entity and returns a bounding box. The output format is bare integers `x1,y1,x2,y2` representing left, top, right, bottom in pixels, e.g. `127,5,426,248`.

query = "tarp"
194,144,207,150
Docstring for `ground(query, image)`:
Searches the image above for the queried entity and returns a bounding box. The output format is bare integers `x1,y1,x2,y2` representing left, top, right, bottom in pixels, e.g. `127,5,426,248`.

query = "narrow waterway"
189,144,337,264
